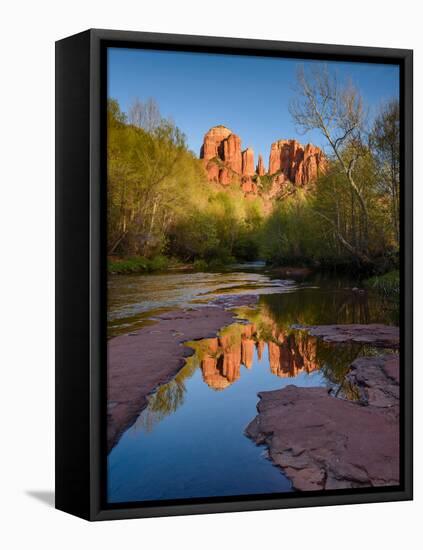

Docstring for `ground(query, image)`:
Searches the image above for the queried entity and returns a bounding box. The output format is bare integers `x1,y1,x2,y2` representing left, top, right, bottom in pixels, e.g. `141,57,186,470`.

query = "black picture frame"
55,28,413,521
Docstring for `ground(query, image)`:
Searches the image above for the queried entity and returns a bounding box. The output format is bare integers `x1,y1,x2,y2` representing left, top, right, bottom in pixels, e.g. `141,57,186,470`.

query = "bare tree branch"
289,63,370,259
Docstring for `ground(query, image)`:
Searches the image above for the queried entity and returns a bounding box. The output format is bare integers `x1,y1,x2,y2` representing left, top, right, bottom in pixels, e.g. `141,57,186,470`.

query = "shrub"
108,255,169,274
192,259,208,272
364,270,399,297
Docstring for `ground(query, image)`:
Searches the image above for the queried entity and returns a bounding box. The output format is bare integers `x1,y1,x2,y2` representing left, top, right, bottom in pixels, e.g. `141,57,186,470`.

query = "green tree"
107,98,203,257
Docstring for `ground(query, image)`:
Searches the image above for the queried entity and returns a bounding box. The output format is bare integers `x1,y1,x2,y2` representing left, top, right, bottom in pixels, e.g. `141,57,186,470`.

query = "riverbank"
364,270,400,298
107,294,258,452
108,255,263,275
108,255,171,274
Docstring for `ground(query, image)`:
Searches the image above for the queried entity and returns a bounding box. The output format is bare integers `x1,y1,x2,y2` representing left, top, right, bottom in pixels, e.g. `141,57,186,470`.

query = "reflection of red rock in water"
200,324,257,390
202,354,234,390
241,336,255,369
296,334,319,373
256,340,265,361
267,333,318,378
199,321,321,389
220,334,242,384
200,341,241,390
107,305,240,452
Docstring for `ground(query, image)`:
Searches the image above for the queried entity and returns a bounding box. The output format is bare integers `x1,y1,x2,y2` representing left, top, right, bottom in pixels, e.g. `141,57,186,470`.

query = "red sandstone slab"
246,354,399,491
304,323,399,349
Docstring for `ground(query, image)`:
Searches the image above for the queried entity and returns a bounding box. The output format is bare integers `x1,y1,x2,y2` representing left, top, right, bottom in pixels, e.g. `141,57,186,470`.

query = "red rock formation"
241,148,255,176
268,140,284,175
268,139,326,184
256,154,265,176
223,133,242,174
241,178,258,194
200,126,326,193
200,126,242,185
200,125,232,161
219,167,232,186
205,161,220,183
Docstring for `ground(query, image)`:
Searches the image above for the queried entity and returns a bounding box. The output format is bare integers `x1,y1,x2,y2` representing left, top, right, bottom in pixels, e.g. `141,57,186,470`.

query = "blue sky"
108,48,399,167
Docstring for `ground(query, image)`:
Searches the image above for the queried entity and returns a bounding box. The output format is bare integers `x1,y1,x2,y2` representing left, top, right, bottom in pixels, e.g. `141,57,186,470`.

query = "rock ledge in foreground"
246,354,399,491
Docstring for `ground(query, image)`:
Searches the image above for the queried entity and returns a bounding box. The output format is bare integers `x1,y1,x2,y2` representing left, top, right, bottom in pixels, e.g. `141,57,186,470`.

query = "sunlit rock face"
219,167,232,186
256,154,266,176
200,126,242,186
200,126,326,196
240,178,258,194
241,148,255,176
223,133,243,174
200,125,233,161
268,139,327,184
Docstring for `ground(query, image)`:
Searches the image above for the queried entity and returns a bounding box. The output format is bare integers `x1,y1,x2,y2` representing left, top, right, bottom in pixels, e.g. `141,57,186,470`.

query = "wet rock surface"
302,323,399,349
346,354,400,407
246,353,400,491
108,294,258,452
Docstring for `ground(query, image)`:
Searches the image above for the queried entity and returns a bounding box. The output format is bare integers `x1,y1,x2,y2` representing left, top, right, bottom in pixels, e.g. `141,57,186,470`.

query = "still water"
107,269,397,503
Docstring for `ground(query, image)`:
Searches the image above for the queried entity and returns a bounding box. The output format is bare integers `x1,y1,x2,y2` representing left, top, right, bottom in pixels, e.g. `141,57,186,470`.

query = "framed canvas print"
55,29,413,521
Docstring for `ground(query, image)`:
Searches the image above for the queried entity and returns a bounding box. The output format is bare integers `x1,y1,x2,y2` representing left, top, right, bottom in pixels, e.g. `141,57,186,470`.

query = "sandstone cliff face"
200,126,243,185
241,148,255,176
200,125,232,161
256,154,265,176
268,139,326,185
200,126,326,196
223,133,242,174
